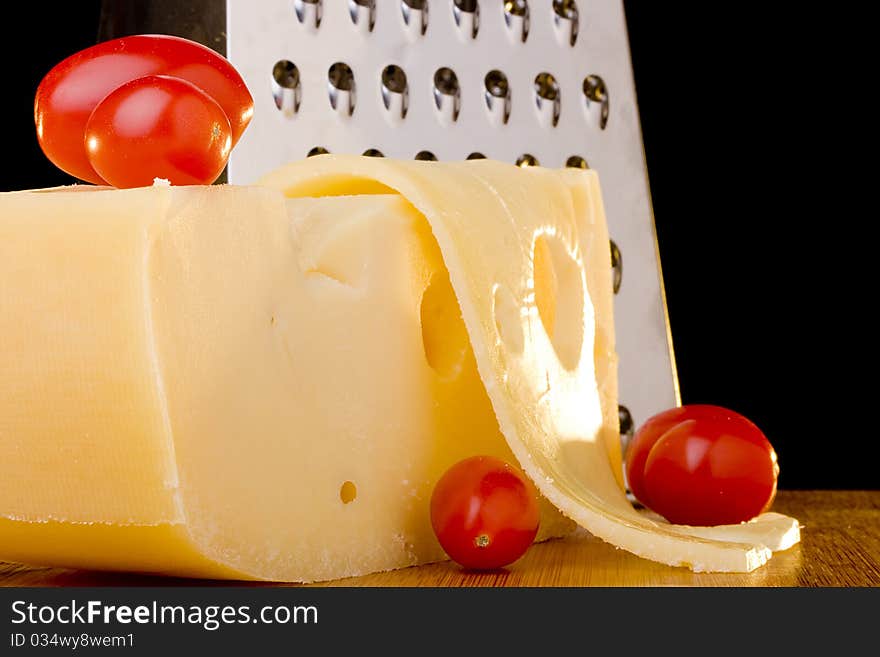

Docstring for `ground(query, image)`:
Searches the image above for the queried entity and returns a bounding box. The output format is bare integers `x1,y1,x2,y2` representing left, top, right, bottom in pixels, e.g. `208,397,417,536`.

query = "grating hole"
503,0,530,42
583,76,607,101
381,65,408,120
340,480,357,504
583,75,609,130
349,0,376,31
610,239,622,294
552,0,579,46
307,146,329,157
534,73,561,127
401,0,429,35
415,150,437,161
294,0,322,29
363,148,384,157
328,62,356,116
535,73,560,101
566,155,588,169
433,68,461,123
467,152,486,160
382,65,407,94
453,0,479,39
271,60,301,115
484,70,511,125
516,153,539,167
329,62,355,92
434,67,459,95
618,404,634,437
618,405,634,463
273,60,300,89
485,71,508,97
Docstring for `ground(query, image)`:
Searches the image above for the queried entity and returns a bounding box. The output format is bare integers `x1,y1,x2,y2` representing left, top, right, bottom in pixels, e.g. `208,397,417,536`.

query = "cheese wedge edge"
259,155,801,573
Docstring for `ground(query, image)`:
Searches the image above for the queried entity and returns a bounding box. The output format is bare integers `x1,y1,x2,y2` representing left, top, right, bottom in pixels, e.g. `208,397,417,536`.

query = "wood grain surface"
2,491,878,587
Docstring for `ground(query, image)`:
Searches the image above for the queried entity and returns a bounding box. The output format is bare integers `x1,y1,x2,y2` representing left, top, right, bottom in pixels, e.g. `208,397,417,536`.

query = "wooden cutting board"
2,490,878,587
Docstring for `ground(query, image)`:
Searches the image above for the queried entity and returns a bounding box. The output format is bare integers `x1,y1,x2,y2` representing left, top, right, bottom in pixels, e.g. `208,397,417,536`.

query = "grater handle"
98,0,226,54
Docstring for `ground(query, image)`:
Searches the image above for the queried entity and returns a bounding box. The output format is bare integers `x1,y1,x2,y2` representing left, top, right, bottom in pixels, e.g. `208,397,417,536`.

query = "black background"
2,3,871,489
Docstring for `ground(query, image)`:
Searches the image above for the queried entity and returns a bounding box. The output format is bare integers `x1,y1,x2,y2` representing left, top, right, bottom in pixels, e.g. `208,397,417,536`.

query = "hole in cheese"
340,481,357,504
532,232,584,371
420,272,468,380
296,200,388,289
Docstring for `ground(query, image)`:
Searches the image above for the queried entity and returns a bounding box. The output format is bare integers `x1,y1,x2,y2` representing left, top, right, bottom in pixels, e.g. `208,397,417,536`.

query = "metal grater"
100,0,679,438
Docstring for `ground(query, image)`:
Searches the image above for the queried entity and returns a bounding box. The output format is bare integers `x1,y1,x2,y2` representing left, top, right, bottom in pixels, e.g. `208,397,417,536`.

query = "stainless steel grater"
100,0,679,438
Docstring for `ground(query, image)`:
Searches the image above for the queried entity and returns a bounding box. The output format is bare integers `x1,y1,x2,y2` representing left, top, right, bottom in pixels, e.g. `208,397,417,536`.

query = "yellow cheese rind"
259,155,801,573
0,517,244,579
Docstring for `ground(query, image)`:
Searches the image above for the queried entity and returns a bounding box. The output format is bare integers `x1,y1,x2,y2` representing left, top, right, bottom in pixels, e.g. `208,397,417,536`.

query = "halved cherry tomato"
85,75,231,188
35,34,253,184
430,456,540,570
625,405,778,526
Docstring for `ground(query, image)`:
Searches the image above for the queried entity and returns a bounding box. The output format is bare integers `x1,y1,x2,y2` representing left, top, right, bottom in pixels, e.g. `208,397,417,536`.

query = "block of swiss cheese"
0,176,572,581
0,157,798,579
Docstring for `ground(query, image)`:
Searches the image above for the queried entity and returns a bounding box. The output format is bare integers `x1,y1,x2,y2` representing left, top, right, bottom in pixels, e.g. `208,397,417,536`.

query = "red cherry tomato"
35,34,253,184
625,404,741,507
85,75,232,188
430,456,540,570
625,405,778,526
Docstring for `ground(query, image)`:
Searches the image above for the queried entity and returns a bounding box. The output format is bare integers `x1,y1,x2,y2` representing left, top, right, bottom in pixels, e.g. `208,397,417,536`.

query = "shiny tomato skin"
625,404,760,508
35,34,253,184
641,410,779,526
85,75,232,188
430,456,540,570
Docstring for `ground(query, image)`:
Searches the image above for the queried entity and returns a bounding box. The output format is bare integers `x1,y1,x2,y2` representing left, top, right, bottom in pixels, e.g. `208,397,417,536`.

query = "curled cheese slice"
259,155,801,573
